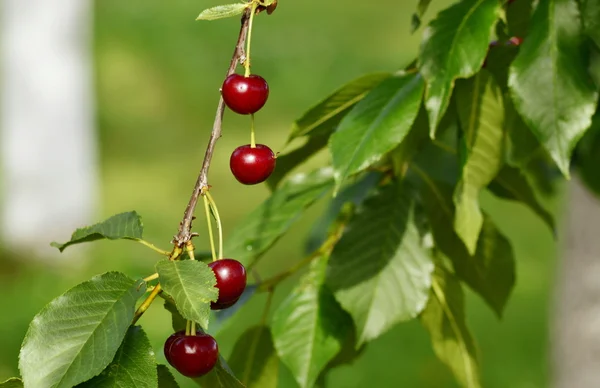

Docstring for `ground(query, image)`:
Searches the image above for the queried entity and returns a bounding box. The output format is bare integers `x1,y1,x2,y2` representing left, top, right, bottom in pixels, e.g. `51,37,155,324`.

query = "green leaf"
194,356,244,388
164,300,187,333
583,0,600,48
196,4,248,21
326,181,434,345
305,172,381,253
78,326,157,388
411,0,433,33
272,256,351,388
157,365,180,388
418,0,500,135
289,73,392,140
269,73,392,189
505,97,542,169
229,326,278,388
488,166,555,233
506,0,533,39
0,378,23,388
211,285,258,335
390,104,432,176
575,110,600,196
421,266,481,388
416,173,515,317
156,260,218,330
51,211,143,252
508,0,599,177
225,167,334,266
330,72,425,191
453,71,505,254
19,272,146,388
266,135,329,190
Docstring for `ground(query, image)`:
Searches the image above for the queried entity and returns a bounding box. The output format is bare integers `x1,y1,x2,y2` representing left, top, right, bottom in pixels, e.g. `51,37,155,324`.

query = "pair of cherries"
164,259,247,377
222,74,277,185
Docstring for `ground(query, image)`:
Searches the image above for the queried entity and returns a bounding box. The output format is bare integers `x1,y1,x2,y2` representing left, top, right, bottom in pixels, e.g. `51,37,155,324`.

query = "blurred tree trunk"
553,175,600,388
0,0,98,258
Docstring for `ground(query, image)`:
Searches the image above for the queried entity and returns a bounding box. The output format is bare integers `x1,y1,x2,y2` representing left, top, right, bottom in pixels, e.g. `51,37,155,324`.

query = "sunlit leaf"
79,326,157,388
290,73,392,140
156,260,218,330
330,72,424,191
19,272,146,388
272,257,351,388
421,266,481,388
418,0,500,135
326,181,434,345
508,0,599,177
416,172,515,317
51,212,143,252
453,71,505,254
196,4,248,21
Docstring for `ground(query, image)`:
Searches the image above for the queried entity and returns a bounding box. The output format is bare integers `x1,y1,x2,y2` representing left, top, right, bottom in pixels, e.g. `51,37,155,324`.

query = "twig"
174,9,252,247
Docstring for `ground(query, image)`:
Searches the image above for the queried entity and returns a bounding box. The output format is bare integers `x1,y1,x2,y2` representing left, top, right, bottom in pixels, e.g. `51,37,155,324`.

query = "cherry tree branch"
173,9,251,247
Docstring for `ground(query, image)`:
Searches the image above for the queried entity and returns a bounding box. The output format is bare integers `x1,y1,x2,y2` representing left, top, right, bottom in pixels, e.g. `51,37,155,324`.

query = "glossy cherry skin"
208,259,247,310
221,74,269,114
167,334,219,377
230,144,276,185
164,331,185,364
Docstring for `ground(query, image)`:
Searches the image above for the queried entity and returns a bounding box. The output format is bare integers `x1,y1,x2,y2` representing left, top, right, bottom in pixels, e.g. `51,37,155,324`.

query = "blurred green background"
0,1,559,387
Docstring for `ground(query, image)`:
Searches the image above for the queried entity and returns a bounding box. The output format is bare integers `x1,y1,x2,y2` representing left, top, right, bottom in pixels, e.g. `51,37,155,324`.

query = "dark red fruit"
507,36,523,46
230,144,276,185
208,259,247,310
167,334,219,377
221,74,269,114
164,331,185,364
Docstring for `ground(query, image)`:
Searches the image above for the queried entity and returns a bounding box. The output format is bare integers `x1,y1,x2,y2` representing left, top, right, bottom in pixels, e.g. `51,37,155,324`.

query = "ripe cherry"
164,331,185,364
230,144,276,185
208,259,247,310
507,36,523,46
221,74,269,114
166,333,219,377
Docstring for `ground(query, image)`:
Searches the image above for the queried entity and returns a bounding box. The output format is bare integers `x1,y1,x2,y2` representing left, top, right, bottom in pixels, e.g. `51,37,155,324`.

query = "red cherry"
507,36,523,46
164,331,185,364
167,334,219,377
221,74,269,114
208,259,247,310
230,144,276,185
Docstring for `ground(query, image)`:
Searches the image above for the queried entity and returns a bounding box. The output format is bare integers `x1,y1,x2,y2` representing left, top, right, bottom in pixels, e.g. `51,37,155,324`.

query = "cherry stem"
136,239,171,256
244,1,259,77
250,114,256,148
255,218,347,292
173,9,251,247
205,191,224,260
203,194,218,262
191,321,197,336
143,273,159,283
185,320,191,336
132,283,162,325
186,241,196,261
